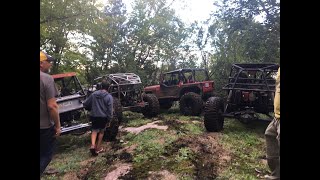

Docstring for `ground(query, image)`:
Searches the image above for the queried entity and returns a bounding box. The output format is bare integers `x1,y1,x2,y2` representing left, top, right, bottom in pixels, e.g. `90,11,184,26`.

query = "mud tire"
113,97,123,123
142,94,160,118
159,100,173,110
179,92,203,116
104,97,123,142
204,97,224,132
103,117,120,142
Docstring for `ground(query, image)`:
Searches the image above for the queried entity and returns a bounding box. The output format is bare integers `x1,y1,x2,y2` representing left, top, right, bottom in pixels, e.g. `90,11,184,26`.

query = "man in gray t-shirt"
40,51,61,176
40,71,58,128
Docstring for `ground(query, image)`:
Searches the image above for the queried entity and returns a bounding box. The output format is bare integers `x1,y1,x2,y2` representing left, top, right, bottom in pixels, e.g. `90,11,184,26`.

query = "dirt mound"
79,158,95,166
104,163,132,180
64,121,229,179
120,144,138,154
172,132,231,178
62,172,80,180
147,170,177,180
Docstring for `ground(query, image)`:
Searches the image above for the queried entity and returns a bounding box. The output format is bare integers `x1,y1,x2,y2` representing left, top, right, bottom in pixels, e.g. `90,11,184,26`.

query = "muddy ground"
55,120,231,180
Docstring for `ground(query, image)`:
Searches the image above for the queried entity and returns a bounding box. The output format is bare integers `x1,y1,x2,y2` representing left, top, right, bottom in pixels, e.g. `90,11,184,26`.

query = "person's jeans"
265,117,280,179
40,126,56,176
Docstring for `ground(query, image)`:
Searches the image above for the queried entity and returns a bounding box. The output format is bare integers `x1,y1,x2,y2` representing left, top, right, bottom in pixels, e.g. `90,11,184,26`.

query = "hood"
144,85,160,91
94,90,109,99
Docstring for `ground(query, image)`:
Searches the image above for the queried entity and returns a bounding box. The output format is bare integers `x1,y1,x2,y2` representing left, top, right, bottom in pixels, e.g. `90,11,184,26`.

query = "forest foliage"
40,0,279,93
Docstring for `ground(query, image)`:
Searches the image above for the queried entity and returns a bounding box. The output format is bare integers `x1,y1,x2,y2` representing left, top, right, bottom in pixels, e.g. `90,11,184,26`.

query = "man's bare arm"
47,98,61,136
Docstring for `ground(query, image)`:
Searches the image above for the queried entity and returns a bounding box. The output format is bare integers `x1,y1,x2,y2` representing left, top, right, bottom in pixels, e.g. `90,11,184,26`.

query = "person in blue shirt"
83,80,113,156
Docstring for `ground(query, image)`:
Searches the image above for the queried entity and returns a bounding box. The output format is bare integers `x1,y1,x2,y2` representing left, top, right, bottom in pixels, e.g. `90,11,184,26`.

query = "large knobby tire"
103,97,123,142
142,94,160,118
103,117,120,142
204,97,225,132
159,100,173,110
179,92,203,116
113,97,123,123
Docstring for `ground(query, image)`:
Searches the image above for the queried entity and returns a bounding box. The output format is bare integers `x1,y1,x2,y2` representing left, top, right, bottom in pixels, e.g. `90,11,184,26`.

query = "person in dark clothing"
83,81,113,156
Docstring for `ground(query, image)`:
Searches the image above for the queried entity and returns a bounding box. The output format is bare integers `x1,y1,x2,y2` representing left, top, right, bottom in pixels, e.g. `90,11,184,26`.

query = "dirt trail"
122,121,168,134
147,170,177,180
62,172,79,180
104,163,132,180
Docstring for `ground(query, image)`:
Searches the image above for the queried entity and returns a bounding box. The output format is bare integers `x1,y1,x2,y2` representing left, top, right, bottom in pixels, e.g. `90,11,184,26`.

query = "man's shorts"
90,116,109,132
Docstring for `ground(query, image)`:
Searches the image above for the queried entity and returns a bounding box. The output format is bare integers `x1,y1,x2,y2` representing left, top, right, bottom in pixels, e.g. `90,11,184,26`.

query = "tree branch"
40,12,85,24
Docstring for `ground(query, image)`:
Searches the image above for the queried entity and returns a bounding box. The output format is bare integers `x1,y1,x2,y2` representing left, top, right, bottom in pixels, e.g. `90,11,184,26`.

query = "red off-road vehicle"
144,68,215,116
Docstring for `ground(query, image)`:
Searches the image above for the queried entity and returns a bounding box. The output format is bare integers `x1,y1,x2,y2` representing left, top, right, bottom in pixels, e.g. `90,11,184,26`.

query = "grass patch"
121,114,204,178
160,115,204,135
163,138,198,178
55,134,89,153
178,115,192,121
217,119,270,179
41,134,95,179
175,147,194,162
121,129,179,178
122,111,155,127
84,156,111,180
125,117,152,127
180,123,204,135
122,111,145,124
123,129,177,151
